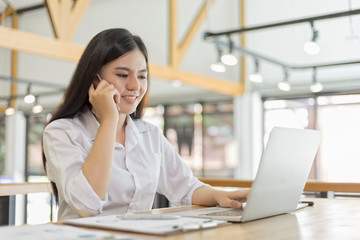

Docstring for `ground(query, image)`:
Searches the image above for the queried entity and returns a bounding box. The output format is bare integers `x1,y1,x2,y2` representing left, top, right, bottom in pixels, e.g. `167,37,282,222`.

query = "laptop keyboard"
201,208,244,217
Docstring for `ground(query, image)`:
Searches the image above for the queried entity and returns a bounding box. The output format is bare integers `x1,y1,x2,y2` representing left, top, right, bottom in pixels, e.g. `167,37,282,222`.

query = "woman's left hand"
192,186,250,208
214,190,250,208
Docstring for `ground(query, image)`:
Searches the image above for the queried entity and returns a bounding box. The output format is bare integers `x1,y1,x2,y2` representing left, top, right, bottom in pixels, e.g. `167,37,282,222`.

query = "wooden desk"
73,198,360,240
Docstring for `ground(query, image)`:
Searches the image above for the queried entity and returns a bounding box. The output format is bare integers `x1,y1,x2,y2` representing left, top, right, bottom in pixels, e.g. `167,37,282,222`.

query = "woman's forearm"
82,119,117,200
192,186,219,206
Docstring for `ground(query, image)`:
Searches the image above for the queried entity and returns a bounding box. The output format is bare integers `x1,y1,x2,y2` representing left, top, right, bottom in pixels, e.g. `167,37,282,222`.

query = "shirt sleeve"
43,120,108,217
156,133,209,205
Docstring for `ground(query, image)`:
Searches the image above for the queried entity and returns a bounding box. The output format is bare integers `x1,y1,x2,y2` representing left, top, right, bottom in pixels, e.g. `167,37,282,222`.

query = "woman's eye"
117,74,128,78
138,75,147,80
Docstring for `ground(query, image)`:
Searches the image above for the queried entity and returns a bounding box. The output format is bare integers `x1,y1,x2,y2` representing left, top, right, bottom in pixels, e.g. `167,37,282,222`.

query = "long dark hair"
42,28,149,203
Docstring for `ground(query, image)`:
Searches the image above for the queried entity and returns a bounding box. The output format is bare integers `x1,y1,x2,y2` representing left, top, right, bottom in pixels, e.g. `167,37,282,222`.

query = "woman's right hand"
88,79,120,123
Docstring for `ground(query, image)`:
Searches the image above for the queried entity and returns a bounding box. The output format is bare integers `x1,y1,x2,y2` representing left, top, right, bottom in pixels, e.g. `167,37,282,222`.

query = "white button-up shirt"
43,106,207,220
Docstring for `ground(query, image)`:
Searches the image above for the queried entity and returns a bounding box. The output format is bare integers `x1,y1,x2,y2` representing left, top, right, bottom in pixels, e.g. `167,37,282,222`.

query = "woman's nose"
127,75,140,91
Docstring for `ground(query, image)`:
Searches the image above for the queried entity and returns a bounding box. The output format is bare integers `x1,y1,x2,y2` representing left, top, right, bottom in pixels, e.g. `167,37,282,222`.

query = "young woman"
42,28,248,220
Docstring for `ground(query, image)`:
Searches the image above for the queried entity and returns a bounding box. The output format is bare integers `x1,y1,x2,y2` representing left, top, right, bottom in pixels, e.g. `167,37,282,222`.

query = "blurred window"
0,116,5,176
263,94,360,182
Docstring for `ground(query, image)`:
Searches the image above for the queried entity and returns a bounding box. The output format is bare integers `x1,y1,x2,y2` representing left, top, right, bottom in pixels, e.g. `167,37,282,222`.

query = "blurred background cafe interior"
1,0,360,225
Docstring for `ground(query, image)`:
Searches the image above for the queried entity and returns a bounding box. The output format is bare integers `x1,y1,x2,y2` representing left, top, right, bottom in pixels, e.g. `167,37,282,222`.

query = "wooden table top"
61,197,360,240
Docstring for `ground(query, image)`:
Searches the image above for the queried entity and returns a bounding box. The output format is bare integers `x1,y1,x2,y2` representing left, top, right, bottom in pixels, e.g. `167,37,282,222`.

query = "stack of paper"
64,214,228,235
0,224,134,240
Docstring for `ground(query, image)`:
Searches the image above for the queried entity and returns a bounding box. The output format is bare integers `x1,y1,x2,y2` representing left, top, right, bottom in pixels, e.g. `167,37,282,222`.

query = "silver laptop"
170,127,321,222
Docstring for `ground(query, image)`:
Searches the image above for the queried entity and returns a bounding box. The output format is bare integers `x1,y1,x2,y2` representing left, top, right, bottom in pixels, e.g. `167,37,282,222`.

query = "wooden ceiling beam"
177,0,215,65
0,26,84,62
0,6,19,114
69,0,90,39
60,0,72,40
149,63,243,96
4,5,15,18
0,26,242,96
45,0,89,41
45,0,61,38
10,11,19,109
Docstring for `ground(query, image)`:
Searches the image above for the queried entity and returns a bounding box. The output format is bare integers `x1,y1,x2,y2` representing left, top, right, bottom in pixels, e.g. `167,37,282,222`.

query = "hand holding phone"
95,74,121,111
88,74,121,122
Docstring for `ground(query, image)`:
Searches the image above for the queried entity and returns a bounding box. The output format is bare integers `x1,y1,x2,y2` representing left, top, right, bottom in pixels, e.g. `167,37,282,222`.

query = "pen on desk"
117,214,181,220
299,201,315,206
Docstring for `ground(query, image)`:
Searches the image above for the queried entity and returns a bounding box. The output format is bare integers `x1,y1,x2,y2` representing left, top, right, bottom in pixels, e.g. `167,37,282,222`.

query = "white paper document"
64,214,228,235
0,224,135,240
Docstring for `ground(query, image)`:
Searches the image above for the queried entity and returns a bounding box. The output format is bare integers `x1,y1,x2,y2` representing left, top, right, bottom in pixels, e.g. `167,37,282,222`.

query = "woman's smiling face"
99,48,148,115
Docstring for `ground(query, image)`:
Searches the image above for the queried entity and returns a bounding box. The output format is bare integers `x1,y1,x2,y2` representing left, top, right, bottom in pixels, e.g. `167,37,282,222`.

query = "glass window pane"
263,98,316,179
318,97,360,182
27,192,54,224
27,115,48,176
165,104,199,172
143,105,164,131
264,94,360,182
204,111,237,177
26,115,56,223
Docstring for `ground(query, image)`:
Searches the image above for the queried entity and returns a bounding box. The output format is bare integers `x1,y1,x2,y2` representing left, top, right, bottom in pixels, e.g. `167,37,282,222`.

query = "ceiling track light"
221,35,238,66
5,97,15,116
32,96,43,114
249,59,263,83
171,79,182,88
303,21,320,55
210,42,226,73
24,83,35,104
310,67,323,92
277,69,291,92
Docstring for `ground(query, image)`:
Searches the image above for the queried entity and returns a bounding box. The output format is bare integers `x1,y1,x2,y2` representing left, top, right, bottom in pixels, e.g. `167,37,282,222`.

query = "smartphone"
93,73,102,89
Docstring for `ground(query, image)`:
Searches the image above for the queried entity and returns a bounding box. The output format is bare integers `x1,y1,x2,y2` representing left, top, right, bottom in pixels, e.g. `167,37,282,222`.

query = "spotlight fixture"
277,69,291,91
221,35,238,66
32,97,43,114
210,62,226,72
24,83,35,104
310,67,323,93
5,98,15,116
249,59,263,83
210,43,226,73
171,79,182,88
303,21,320,55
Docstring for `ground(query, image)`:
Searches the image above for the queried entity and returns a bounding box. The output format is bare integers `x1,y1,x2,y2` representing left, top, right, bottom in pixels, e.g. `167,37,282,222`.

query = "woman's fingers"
228,190,250,201
88,83,95,95
216,190,249,209
113,90,121,105
94,79,115,92
89,77,121,114
228,200,243,208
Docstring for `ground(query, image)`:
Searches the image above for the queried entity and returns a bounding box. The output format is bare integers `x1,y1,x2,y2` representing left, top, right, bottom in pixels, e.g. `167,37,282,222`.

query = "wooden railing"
0,182,53,225
0,182,52,196
199,178,360,193
2,180,359,197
